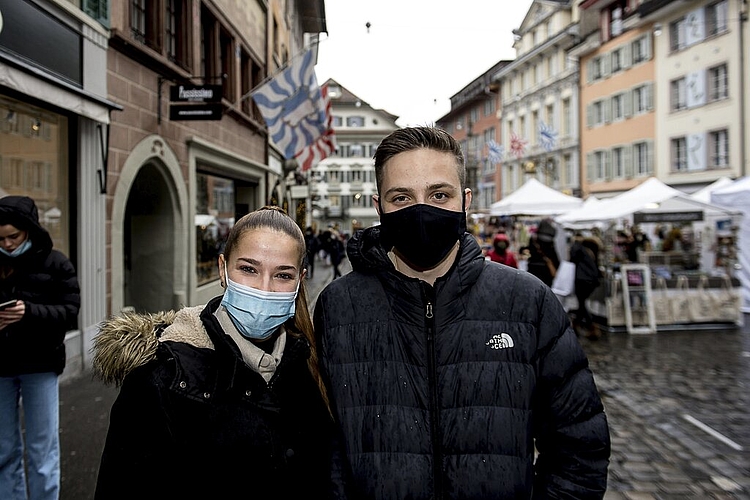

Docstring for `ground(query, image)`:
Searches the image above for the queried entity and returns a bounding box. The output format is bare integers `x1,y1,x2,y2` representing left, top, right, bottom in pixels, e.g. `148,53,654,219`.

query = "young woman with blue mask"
93,206,334,499
0,195,80,500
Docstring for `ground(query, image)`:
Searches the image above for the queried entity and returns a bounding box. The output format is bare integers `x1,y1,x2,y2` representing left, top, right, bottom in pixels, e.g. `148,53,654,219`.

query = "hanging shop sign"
633,211,704,224
168,84,223,120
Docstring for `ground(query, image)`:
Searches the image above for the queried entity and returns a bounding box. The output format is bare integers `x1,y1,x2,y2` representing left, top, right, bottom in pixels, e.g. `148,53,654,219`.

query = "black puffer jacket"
93,297,334,499
0,196,80,376
314,228,610,499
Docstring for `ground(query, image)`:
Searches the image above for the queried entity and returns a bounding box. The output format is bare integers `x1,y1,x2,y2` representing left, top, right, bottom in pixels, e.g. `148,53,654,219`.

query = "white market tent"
490,178,583,216
711,176,750,312
556,177,684,227
690,176,734,204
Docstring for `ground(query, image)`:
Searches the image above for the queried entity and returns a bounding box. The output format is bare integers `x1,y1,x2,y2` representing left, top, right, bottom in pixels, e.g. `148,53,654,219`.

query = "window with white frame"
669,18,687,52
348,144,364,158
708,63,728,102
631,36,650,64
671,137,688,171
332,116,342,127
470,107,479,124
707,0,728,36
611,48,623,73
670,77,687,111
595,151,607,180
564,154,574,186
593,100,605,126
634,141,651,175
562,99,570,135
612,93,625,121
633,84,652,114
611,147,625,178
346,116,365,127
590,57,602,80
709,129,729,168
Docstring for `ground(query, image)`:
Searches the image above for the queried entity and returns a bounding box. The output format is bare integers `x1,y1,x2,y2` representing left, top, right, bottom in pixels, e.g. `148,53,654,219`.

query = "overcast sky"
314,0,535,126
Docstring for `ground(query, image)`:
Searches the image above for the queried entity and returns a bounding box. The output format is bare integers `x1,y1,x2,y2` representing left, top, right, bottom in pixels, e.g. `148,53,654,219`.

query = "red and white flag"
510,132,527,159
295,84,336,171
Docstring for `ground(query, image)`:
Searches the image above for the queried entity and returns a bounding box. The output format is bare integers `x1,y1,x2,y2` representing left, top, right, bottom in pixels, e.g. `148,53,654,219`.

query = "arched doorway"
123,163,175,312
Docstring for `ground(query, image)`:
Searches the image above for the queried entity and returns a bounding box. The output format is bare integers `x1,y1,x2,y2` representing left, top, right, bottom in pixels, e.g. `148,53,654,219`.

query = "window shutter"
622,43,632,68
586,60,593,84
604,98,612,123
644,35,652,60
586,103,594,128
624,145,634,178
646,140,655,174
602,53,611,78
624,90,633,117
586,152,594,182
605,150,612,180
646,82,654,111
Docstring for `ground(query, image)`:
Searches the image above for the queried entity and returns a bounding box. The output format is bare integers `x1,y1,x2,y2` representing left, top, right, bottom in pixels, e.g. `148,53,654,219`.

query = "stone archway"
111,135,188,314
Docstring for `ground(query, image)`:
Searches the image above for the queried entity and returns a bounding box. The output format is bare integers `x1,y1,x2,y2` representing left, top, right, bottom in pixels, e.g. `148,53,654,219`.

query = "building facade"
309,79,398,234
437,61,508,214
1,0,326,380
494,0,583,198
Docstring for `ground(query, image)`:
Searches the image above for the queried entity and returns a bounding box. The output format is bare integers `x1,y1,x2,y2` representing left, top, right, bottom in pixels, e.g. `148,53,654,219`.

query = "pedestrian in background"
526,219,560,287
304,226,321,279
486,231,518,268
570,233,603,339
0,196,80,500
93,206,334,498
322,225,345,280
314,126,610,498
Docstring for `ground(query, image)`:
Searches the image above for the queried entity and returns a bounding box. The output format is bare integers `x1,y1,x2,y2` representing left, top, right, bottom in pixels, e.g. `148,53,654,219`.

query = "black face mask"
378,202,467,270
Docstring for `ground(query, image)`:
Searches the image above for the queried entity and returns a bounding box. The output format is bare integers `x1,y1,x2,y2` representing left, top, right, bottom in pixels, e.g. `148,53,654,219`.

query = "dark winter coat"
93,297,334,499
0,196,80,376
570,238,601,289
314,228,610,499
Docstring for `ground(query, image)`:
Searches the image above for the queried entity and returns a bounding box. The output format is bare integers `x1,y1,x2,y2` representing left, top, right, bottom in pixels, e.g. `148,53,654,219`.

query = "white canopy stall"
490,178,583,216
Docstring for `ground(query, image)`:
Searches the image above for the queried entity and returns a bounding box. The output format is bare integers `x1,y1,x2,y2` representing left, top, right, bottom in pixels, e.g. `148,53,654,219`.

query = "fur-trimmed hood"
92,306,215,387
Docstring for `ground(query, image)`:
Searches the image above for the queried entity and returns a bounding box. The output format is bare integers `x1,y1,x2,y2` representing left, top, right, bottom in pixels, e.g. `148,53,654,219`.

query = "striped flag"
294,83,336,171
486,139,505,163
250,49,327,159
510,132,527,159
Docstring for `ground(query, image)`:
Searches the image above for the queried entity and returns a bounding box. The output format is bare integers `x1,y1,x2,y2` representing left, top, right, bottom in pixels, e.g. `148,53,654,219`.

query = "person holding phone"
0,195,80,500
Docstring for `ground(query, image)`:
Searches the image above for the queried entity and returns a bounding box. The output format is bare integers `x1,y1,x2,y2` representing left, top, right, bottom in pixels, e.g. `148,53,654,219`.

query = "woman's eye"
277,273,295,280
239,266,257,274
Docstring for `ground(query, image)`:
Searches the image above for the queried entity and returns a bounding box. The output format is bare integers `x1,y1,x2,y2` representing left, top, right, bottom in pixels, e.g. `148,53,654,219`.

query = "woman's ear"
217,254,226,287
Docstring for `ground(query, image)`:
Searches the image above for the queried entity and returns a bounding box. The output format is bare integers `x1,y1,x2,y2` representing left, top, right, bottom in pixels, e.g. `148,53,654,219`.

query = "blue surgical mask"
220,267,299,341
0,239,32,258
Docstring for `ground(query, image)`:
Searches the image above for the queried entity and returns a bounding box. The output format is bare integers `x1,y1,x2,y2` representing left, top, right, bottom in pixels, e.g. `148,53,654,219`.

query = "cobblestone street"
583,325,750,499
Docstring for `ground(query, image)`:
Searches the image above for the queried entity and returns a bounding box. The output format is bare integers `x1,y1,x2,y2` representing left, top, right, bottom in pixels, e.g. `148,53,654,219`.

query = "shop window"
195,172,235,286
0,98,70,255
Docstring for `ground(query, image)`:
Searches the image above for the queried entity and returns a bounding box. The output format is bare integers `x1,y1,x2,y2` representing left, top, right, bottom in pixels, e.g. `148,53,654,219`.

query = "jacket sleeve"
532,289,611,499
313,292,352,500
23,252,80,334
95,361,176,499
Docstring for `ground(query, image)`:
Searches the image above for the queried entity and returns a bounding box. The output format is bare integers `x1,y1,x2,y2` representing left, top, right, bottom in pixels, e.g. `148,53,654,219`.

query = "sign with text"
634,211,703,224
169,103,223,121
169,84,222,102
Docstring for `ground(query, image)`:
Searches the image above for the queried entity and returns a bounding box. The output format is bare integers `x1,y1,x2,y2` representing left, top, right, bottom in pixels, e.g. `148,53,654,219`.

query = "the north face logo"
486,333,514,349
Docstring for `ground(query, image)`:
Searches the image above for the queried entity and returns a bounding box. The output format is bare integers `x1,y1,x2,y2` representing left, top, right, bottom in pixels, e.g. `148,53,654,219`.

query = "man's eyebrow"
383,183,457,197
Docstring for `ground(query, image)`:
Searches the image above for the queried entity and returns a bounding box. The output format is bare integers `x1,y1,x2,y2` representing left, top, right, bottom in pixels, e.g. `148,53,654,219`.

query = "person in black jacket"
0,195,80,500
314,127,610,499
570,234,603,339
93,206,334,499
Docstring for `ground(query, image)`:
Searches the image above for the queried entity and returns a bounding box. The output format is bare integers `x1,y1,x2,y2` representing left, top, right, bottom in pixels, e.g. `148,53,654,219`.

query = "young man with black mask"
314,126,610,499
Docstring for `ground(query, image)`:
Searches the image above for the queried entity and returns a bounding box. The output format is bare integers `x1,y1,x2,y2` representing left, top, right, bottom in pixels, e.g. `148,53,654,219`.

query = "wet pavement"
58,258,749,499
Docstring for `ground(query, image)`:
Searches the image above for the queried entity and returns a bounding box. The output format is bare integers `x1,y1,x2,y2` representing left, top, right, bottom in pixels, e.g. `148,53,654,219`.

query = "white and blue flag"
538,121,558,152
250,49,327,159
487,139,505,163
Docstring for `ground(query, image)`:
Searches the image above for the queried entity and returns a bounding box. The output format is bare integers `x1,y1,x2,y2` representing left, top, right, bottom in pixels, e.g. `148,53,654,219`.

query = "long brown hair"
221,206,330,414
